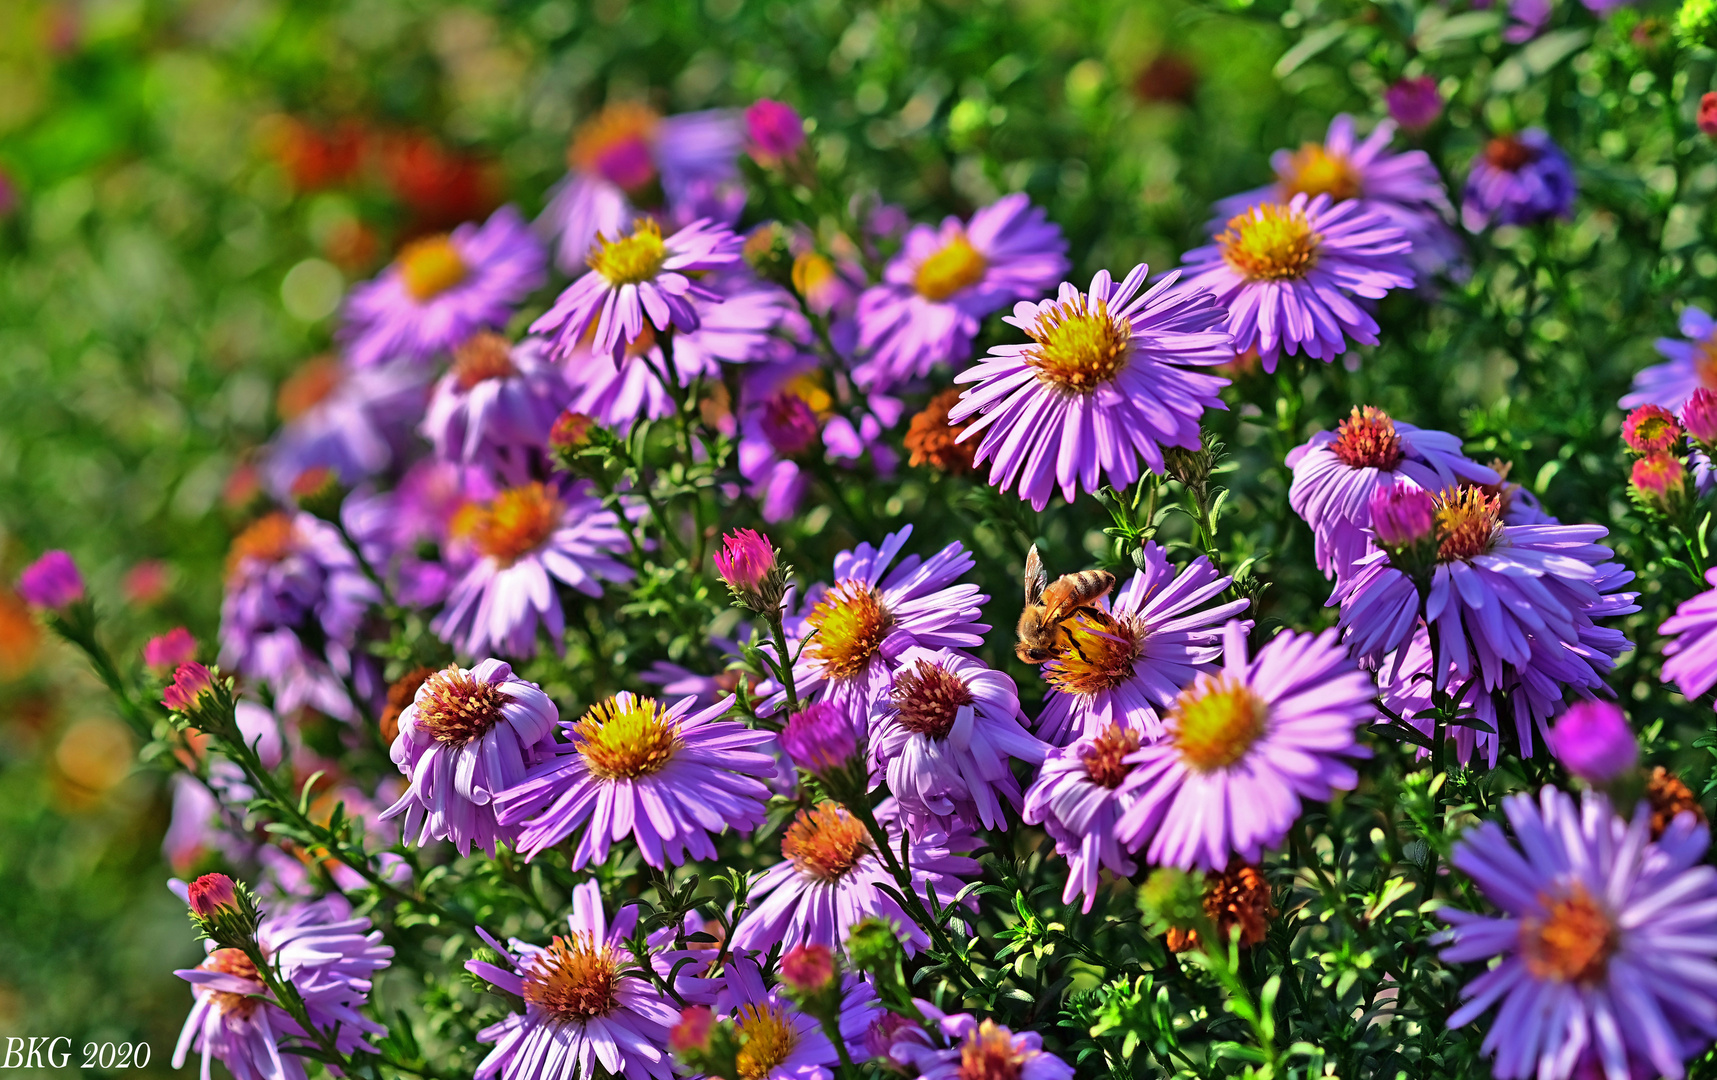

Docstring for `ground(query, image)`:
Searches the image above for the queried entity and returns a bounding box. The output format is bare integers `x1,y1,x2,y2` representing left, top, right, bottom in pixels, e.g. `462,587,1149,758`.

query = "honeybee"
1015,544,1117,664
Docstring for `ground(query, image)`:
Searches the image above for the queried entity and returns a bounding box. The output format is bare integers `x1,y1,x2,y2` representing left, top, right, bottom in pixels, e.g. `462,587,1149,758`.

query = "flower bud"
845,918,904,974
1703,92,1717,138
550,410,596,454
745,99,807,168
1137,866,1211,941
1548,700,1639,786
1683,389,1717,446
17,550,85,610
713,529,788,615
1630,452,1687,514
742,222,796,288
670,1005,715,1054
288,465,347,522
1385,76,1443,132
1622,404,1683,454
163,662,215,713
187,872,241,918
185,871,261,948
1369,483,1437,548
780,700,861,777
144,627,198,672
779,943,837,995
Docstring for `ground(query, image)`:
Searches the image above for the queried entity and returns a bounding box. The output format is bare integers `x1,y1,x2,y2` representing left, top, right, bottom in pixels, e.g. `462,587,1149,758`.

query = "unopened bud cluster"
186,872,263,951
713,528,791,617
1621,403,1691,516
1368,482,1439,579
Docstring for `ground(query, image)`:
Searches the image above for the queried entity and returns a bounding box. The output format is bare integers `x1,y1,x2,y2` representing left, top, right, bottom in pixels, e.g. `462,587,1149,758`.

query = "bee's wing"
1023,544,1047,606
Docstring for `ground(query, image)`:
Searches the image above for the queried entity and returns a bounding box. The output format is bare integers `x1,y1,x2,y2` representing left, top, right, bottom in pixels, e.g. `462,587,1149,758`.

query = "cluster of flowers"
17,84,1717,1080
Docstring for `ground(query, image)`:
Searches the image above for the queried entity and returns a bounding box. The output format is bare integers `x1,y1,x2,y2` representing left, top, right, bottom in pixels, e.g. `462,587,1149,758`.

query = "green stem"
765,611,801,714
849,800,982,992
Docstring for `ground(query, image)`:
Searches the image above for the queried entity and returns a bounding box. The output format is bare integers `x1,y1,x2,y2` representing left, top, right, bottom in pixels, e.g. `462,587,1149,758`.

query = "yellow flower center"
792,252,836,297
957,1020,1027,1080
453,331,517,389
1279,144,1362,202
203,948,262,1019
415,665,507,745
1434,486,1502,562
471,483,562,566
523,933,621,1021
228,512,297,578
588,219,668,286
1043,609,1143,696
781,802,871,882
1082,723,1143,789
398,234,469,301
1218,203,1321,282
1024,296,1131,392
573,694,683,780
805,580,894,682
914,234,988,301
735,1003,800,1080
1170,673,1270,772
1520,885,1616,985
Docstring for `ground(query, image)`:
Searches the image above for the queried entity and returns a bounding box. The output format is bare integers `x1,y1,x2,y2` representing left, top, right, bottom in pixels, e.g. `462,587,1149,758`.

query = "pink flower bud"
1368,483,1437,547
780,700,860,775
1631,452,1687,511
713,529,776,593
144,627,198,671
1623,404,1683,454
669,1005,714,1053
550,410,596,452
1385,76,1443,132
779,943,836,993
1683,389,1717,444
163,662,215,712
17,550,84,609
187,872,241,917
1701,92,1717,139
123,560,171,606
745,100,807,166
1547,700,1638,785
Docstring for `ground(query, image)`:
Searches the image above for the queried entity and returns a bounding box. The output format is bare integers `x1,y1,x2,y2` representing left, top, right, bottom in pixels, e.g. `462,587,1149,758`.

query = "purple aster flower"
465,879,681,1080
1022,721,1149,913
1287,405,1501,581
380,660,558,857
1622,306,1717,412
494,691,777,866
265,357,431,499
766,526,988,717
172,894,392,1080
1661,567,1717,703
531,218,744,364
891,1013,1074,1080
1179,193,1413,371
852,193,1069,392
1034,543,1250,746
1548,700,1639,785
945,264,1231,510
219,511,380,721
781,698,864,776
17,550,84,609
432,480,633,659
1386,76,1444,132
1115,622,1374,870
746,100,808,168
732,799,980,956
421,333,570,476
868,646,1046,836
340,205,547,369
1461,130,1576,232
1437,787,1717,1080
540,103,744,275
340,460,495,608
1504,0,1553,43
704,959,880,1080
1213,114,1459,278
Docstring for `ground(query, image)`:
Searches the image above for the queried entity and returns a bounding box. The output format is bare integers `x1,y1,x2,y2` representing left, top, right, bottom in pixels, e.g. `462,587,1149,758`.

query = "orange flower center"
957,1020,1027,1080
1434,486,1501,562
891,658,975,739
453,332,517,389
203,947,262,1019
904,387,978,474
570,102,660,191
227,512,296,577
414,665,507,745
1083,723,1143,788
1484,136,1535,172
805,581,894,682
1023,296,1131,393
398,234,469,301
1695,337,1717,390
523,933,621,1021
914,234,988,301
588,219,668,286
781,802,871,883
471,483,562,566
1219,203,1320,282
1279,144,1362,202
1043,609,1142,696
735,1003,799,1080
1329,406,1404,469
573,694,683,780
277,357,342,420
1520,885,1616,985
1170,673,1270,772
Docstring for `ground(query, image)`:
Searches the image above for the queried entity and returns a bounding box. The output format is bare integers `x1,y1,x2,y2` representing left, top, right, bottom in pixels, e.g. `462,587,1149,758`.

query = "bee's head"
1015,641,1055,665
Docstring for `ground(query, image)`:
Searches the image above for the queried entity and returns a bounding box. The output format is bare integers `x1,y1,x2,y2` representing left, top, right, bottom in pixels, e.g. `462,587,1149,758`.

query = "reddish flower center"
1024,296,1131,393
277,357,342,420
398,234,468,301
1434,486,1502,562
227,512,296,577
1695,337,1717,390
735,1003,800,1080
1043,609,1142,697
1219,203,1320,282
1329,406,1404,469
957,1020,1027,1080
1082,723,1143,788
203,947,262,1019
760,377,828,456
1279,143,1362,202
573,695,683,780
570,102,660,191
805,580,895,682
471,483,562,566
891,658,975,739
905,387,978,474
1484,136,1536,172
523,933,621,1021
453,332,517,389
414,665,507,745
781,802,872,882
588,219,668,286
1171,673,1270,772
915,233,988,301
1520,885,1615,985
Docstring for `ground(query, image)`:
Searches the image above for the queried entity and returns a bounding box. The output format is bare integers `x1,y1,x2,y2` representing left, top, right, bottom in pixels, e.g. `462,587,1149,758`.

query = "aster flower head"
1622,404,1683,454
746,100,807,167
17,550,84,609
1623,307,1717,412
1179,193,1415,371
1160,862,1278,953
1659,567,1717,702
947,264,1232,510
145,627,198,671
163,662,216,713
432,480,632,660
905,388,980,475
1630,453,1687,515
1548,700,1639,785
1287,406,1502,581
853,193,1069,392
173,895,392,1080
1682,388,1717,445
869,647,1046,836
1035,542,1250,746
422,334,571,473
379,660,559,857
466,879,682,1080
732,800,980,956
1022,721,1148,912
780,700,864,777
891,1014,1075,1080
531,218,743,364
495,692,778,867
706,958,880,1080
1115,622,1374,870
1461,129,1576,232
1437,787,1717,1080
265,357,431,499
339,205,547,369
1387,76,1444,131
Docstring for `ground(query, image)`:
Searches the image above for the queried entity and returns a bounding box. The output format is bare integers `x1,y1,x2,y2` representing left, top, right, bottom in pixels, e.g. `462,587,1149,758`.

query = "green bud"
1137,867,1210,939
845,918,905,973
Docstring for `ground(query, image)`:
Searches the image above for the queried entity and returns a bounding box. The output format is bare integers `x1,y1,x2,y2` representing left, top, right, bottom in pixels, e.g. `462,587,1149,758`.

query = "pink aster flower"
494,691,778,867
868,646,1045,836
339,205,547,369
780,699,864,776
1114,622,1374,870
465,879,682,1080
704,959,880,1080
421,333,570,477
532,218,744,364
746,100,808,167
1386,76,1444,132
1661,567,1717,704
172,894,392,1080
853,193,1069,392
380,660,559,857
1437,787,1717,1080
1178,193,1414,371
17,550,84,609
1022,721,1148,912
431,480,633,659
891,1013,1074,1080
1034,543,1250,747
144,627,199,671
1623,306,1717,412
947,264,1232,510
714,528,777,596
1548,700,1639,785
